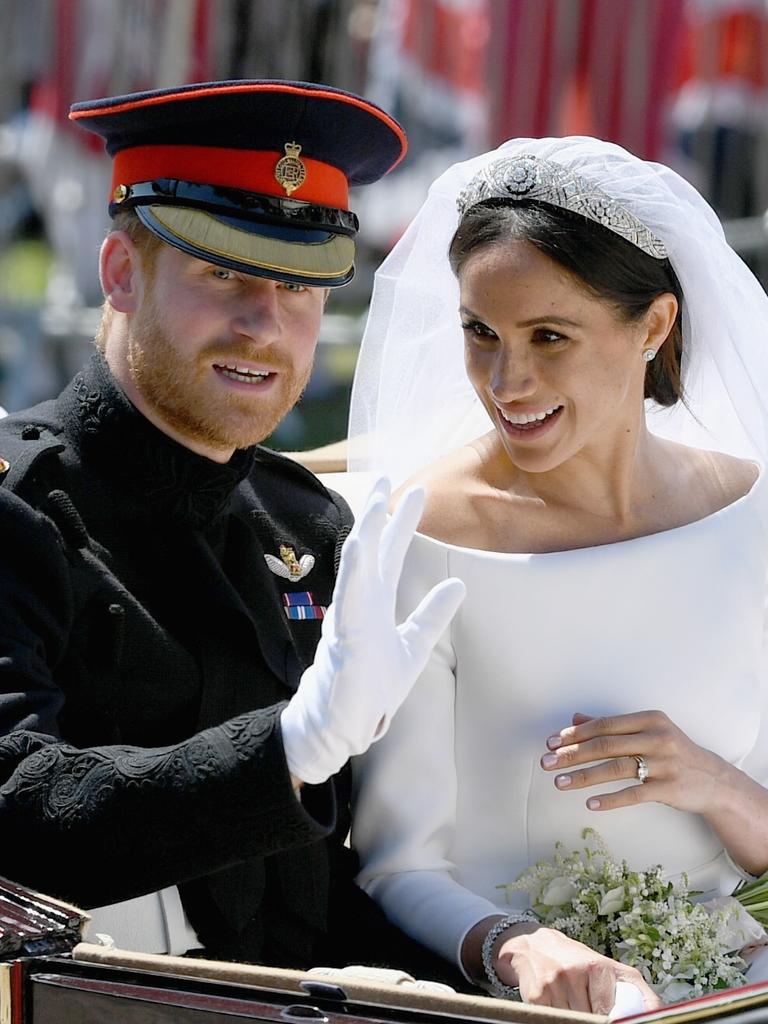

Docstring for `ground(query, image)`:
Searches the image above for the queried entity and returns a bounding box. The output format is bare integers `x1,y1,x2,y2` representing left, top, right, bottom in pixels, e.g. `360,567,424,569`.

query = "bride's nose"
490,347,538,402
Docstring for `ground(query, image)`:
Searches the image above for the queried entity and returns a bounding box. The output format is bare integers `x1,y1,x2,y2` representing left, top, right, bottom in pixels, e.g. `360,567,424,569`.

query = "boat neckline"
413,461,764,559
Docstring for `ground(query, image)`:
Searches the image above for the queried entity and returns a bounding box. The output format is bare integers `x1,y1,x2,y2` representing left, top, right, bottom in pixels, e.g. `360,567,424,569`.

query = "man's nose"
230,281,281,342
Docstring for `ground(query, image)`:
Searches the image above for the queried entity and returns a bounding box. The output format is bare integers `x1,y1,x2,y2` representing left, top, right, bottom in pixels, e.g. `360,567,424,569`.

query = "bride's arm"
712,596,768,874
462,916,658,1012
352,538,503,966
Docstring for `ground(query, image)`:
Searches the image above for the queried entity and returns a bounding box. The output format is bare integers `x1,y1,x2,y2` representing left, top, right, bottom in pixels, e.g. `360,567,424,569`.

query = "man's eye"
212,268,235,281
281,281,307,293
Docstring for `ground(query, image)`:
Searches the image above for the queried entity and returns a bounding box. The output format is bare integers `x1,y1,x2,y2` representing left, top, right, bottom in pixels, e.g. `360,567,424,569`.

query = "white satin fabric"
353,468,768,968
87,886,199,954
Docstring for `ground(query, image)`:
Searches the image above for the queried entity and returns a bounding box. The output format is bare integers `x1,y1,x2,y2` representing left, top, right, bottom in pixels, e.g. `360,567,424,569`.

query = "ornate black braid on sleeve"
0,489,74,737
0,705,332,909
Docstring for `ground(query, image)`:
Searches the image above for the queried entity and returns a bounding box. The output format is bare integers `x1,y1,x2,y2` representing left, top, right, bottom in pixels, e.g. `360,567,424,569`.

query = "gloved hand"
280,478,466,785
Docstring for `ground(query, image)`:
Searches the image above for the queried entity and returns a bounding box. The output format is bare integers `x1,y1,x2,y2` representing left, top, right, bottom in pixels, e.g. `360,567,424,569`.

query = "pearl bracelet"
481,910,540,1000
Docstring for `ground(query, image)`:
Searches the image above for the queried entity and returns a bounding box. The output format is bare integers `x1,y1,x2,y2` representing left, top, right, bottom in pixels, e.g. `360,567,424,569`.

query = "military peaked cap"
69,80,407,287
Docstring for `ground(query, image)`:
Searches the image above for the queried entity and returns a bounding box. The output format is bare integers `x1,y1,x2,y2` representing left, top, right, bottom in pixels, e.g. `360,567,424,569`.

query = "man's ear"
99,231,145,314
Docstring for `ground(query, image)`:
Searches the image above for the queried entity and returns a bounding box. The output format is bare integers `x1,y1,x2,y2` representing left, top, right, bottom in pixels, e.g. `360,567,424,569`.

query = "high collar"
57,352,256,527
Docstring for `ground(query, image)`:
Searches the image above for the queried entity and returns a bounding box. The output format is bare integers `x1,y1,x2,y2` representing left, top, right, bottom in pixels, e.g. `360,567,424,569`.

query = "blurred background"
0,0,766,450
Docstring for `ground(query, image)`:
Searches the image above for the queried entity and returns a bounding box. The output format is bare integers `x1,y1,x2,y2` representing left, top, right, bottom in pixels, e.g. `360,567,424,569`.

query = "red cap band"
111,144,350,208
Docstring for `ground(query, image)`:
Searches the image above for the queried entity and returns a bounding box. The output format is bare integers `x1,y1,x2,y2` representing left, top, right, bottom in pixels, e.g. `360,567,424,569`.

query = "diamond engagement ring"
634,755,649,784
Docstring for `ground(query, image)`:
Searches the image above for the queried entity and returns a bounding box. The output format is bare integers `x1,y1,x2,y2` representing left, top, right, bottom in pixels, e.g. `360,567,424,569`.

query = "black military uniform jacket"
0,353,403,969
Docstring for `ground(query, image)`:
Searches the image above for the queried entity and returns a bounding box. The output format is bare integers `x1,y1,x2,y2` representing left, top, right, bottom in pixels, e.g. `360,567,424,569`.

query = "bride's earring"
642,348,656,362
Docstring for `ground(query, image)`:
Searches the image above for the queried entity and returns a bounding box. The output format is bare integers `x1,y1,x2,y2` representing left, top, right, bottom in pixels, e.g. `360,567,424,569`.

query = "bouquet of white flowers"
501,829,766,1004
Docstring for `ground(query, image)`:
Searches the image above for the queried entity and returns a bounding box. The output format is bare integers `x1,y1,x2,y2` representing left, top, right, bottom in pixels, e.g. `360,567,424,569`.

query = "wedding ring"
634,755,649,784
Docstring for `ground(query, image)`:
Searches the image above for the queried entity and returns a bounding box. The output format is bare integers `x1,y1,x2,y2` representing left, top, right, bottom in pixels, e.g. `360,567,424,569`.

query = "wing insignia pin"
264,544,315,581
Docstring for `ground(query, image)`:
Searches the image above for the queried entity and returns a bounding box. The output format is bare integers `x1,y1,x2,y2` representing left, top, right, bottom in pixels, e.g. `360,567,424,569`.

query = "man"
0,80,463,971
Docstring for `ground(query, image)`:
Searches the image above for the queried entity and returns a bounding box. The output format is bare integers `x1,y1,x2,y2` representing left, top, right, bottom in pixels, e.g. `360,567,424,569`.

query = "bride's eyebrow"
459,306,582,329
458,306,485,319
517,315,582,328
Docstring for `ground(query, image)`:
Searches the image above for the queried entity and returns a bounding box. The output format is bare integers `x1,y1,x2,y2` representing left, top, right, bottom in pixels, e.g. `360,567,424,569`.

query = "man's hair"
94,211,165,352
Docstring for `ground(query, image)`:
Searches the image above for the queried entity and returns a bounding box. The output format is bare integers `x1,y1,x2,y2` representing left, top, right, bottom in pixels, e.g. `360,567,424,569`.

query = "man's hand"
280,478,465,785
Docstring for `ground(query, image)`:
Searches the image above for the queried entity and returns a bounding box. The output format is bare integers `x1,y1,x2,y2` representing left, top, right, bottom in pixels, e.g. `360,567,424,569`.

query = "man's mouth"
213,363,274,385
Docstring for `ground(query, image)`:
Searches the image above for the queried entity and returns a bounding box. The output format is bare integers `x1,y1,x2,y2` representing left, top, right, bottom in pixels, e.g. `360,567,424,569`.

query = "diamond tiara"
456,155,669,260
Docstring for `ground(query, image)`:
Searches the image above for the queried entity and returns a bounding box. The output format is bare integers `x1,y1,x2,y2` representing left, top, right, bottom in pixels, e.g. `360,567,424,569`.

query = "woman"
349,137,768,1014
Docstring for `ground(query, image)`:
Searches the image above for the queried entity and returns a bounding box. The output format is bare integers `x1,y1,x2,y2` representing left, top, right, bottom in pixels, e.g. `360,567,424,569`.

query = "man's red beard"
126,292,313,454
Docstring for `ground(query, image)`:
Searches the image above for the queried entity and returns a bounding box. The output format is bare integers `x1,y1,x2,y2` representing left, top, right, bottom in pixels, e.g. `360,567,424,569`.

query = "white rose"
598,885,626,915
658,978,694,1003
541,877,578,906
702,896,767,950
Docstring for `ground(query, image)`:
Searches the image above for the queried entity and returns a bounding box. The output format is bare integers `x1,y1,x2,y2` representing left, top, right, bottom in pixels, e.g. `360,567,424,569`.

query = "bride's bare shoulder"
392,442,488,544
664,441,759,513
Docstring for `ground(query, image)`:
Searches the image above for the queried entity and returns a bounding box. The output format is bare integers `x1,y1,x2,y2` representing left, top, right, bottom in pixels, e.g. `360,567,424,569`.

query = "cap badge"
0,457,9,475
265,544,315,581
274,142,307,196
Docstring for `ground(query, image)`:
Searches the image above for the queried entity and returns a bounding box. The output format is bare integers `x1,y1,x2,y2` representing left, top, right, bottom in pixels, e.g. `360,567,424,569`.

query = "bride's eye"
460,319,498,342
532,327,567,346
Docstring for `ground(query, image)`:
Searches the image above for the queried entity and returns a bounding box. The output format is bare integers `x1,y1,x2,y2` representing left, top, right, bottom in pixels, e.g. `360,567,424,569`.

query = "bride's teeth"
501,405,561,425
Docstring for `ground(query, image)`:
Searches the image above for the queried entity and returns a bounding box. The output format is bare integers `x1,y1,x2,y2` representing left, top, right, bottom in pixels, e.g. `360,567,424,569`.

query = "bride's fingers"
522,977,576,1012
564,979,593,1015
586,964,616,1016
548,710,668,749
542,734,655,770
540,711,594,751
521,966,601,1014
585,781,662,812
551,755,653,791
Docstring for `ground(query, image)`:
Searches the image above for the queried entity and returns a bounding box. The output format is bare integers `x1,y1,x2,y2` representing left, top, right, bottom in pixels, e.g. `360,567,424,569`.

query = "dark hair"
448,200,684,407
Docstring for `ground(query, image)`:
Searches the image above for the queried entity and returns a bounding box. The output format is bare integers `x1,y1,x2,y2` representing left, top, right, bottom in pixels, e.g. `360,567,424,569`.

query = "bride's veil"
348,136,768,487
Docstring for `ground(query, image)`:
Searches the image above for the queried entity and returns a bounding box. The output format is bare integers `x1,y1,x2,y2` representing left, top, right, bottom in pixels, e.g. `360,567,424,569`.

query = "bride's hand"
540,710,730,814
495,925,660,1014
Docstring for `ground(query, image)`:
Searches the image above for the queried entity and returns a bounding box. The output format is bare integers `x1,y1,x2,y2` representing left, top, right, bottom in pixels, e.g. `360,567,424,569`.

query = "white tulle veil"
348,136,768,487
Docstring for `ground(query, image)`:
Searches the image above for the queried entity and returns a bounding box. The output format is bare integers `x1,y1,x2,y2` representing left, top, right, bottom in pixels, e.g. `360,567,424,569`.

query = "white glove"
280,478,466,785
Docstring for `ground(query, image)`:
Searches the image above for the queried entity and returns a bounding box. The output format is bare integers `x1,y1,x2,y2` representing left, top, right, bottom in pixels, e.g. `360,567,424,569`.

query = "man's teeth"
501,405,561,425
218,363,271,383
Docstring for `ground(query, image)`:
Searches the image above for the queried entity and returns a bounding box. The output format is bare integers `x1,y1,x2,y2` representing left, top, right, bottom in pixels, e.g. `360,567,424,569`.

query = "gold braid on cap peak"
456,154,669,260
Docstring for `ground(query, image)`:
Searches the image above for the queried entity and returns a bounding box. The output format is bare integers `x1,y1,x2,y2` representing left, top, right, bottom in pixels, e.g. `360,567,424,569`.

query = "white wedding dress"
353,467,768,970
